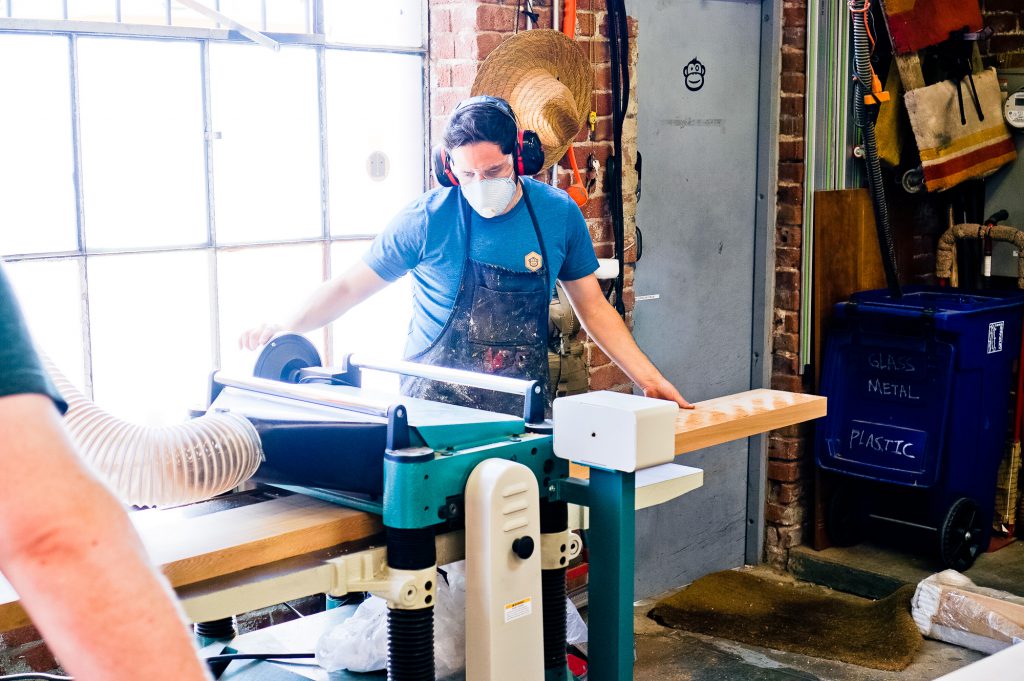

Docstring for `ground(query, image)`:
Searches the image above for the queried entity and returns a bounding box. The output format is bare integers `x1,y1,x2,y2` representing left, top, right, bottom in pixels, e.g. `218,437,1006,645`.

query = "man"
241,95,690,414
0,264,210,680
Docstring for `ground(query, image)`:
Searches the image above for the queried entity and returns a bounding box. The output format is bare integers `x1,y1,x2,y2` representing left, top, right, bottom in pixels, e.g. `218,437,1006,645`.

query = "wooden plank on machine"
570,389,826,478
1,495,381,633
133,494,382,588
2,495,381,632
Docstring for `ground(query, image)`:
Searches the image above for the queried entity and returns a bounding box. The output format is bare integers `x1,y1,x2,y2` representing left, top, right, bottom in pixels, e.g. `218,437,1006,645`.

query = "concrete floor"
633,566,986,681
634,615,983,681
633,537,1024,680
790,540,1024,600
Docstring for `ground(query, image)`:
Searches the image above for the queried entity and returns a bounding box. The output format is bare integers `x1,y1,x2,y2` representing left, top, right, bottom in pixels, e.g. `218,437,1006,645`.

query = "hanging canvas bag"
903,67,1017,192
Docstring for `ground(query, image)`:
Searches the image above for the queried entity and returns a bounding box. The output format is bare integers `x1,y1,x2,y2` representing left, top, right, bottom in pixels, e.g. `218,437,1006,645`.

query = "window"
1,1,424,424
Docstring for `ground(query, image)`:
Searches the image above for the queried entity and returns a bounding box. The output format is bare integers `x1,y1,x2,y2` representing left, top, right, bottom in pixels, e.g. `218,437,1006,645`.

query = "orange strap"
560,0,587,206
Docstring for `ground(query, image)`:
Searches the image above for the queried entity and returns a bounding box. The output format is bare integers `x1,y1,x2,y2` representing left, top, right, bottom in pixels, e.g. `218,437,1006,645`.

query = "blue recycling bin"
816,286,1024,570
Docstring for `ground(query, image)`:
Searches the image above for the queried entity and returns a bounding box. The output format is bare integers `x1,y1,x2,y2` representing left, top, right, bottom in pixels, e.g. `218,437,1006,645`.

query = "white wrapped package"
912,570,1024,654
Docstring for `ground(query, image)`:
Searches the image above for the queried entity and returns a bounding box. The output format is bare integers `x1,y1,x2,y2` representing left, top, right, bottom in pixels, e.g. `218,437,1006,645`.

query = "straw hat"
472,29,594,172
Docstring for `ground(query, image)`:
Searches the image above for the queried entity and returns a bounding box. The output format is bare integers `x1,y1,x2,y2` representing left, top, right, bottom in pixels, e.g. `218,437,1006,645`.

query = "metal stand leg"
587,468,635,681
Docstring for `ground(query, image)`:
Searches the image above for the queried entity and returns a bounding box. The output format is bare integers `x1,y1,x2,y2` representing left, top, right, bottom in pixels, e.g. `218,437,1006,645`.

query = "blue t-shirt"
364,178,599,357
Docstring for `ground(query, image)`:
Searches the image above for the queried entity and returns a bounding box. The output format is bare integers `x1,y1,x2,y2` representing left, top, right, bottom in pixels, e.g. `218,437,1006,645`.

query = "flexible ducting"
935,222,1024,287
852,0,902,298
45,359,264,508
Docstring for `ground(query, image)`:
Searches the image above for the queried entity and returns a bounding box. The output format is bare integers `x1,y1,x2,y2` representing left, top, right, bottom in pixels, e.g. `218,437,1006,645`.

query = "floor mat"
648,569,922,671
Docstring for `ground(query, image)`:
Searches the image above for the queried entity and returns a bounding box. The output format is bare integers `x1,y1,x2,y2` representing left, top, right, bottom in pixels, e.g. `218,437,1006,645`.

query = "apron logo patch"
524,251,543,272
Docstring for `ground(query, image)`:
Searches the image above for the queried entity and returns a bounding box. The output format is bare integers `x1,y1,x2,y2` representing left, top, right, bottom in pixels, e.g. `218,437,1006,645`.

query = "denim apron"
400,185,550,416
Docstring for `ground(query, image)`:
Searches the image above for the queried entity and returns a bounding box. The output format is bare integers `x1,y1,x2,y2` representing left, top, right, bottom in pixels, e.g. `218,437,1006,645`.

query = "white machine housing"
465,458,544,681
552,391,679,472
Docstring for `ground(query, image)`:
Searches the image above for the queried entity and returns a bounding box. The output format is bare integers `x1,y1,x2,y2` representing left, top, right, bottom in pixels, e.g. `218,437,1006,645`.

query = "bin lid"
847,286,1024,318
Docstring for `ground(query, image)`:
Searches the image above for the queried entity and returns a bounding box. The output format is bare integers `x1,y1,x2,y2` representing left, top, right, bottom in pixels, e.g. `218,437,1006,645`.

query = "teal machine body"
207,335,642,681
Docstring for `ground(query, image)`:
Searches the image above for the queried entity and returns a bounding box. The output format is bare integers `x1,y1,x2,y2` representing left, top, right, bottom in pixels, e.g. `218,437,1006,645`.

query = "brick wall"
765,0,811,569
981,0,1024,67
0,624,60,677
430,0,640,393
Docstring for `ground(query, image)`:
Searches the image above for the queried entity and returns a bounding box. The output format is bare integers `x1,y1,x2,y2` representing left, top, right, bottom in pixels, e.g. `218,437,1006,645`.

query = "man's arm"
560,274,693,408
240,260,390,350
0,394,211,681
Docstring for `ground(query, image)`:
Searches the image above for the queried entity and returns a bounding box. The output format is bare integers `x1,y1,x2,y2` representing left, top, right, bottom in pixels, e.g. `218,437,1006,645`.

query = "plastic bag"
434,561,468,679
314,562,469,677
566,597,588,646
314,595,388,672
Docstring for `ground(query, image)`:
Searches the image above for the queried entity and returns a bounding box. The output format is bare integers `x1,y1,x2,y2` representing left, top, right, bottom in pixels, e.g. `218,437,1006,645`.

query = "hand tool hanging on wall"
849,0,902,299
607,0,631,315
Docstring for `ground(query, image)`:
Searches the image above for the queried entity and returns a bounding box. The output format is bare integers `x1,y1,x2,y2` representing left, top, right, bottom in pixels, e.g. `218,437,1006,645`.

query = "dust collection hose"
850,0,902,298
44,358,264,508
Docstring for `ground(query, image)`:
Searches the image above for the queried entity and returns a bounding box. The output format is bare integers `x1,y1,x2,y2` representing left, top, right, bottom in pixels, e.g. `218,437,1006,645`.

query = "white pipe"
348,354,536,396
46,359,264,508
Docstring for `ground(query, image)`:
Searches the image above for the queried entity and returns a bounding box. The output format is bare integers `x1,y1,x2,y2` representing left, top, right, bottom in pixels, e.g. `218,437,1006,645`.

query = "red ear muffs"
432,144,460,187
517,130,545,177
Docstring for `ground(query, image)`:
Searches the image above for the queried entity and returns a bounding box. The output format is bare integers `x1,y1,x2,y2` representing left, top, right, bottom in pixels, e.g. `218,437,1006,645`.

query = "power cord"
205,653,315,664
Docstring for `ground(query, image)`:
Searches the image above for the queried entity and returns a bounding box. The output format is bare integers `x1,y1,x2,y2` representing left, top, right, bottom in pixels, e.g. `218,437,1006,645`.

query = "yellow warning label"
504,596,533,623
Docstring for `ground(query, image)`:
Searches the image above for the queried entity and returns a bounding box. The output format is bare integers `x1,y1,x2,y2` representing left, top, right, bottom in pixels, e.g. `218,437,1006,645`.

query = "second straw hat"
471,29,594,172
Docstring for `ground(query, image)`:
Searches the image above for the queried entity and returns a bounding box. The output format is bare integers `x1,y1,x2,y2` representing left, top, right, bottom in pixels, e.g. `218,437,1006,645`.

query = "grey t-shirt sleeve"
363,204,428,282
0,265,68,414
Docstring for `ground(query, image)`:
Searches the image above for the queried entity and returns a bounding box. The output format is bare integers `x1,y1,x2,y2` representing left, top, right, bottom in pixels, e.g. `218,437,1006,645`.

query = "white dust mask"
461,176,517,219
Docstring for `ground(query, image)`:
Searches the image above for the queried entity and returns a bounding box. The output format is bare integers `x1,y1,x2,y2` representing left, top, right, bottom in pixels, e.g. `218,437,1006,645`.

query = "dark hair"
442,102,518,155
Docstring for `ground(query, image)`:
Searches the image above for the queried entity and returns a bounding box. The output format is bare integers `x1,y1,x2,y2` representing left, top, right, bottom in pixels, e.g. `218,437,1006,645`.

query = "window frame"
0,0,429,400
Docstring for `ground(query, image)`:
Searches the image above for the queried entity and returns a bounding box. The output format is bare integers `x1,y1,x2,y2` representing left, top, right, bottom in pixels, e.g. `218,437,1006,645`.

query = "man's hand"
239,323,283,351
639,376,694,409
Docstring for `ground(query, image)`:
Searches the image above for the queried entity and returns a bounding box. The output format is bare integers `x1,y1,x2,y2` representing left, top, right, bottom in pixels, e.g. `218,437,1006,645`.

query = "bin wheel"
939,497,985,571
827,483,866,547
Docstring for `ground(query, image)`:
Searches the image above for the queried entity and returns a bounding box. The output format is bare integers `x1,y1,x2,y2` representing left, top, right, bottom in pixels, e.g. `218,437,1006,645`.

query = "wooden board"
812,188,887,390
812,189,887,550
570,389,826,478
673,389,826,454
132,494,381,588
1,494,381,633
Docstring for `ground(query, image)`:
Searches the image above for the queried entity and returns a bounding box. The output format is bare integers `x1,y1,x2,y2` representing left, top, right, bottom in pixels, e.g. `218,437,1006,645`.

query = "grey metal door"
626,0,774,598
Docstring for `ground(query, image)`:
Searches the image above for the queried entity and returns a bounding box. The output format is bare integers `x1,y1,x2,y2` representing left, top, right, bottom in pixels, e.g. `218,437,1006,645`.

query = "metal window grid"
0,0,429,400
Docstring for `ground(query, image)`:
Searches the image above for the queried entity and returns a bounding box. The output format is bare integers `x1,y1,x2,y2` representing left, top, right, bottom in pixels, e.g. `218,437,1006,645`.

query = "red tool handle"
559,0,588,207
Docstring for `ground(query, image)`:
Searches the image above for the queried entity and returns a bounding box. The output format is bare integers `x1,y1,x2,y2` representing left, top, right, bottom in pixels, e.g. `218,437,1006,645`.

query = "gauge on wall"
1005,87,1024,130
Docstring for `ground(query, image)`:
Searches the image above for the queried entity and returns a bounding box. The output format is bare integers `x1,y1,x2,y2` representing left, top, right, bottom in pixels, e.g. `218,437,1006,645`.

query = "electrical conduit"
850,0,902,297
